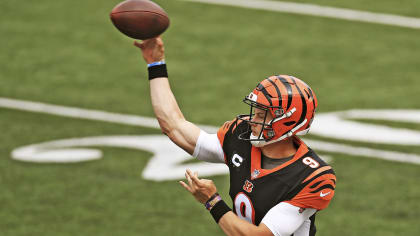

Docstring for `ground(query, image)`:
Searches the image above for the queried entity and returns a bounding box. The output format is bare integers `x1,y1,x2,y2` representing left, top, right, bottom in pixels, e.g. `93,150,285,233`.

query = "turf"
1,0,420,235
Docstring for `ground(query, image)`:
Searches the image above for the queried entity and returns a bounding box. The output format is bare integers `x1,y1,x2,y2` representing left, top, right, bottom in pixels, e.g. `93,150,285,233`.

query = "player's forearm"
149,77,185,135
137,38,199,154
147,66,200,155
219,212,255,236
218,212,271,236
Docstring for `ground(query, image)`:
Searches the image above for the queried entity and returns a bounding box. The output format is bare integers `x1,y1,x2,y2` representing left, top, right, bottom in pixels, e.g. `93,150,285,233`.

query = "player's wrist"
209,199,231,223
147,61,168,80
205,193,221,210
147,60,165,67
204,193,232,223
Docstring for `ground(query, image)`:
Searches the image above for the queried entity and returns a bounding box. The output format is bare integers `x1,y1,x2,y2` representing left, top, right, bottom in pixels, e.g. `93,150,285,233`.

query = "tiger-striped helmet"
237,75,317,147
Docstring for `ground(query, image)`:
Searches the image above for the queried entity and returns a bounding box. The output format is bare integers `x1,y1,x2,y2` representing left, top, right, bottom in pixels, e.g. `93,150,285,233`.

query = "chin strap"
250,133,267,147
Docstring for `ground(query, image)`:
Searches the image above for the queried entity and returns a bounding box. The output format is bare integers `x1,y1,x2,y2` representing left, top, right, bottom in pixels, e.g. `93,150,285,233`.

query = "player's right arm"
134,37,200,155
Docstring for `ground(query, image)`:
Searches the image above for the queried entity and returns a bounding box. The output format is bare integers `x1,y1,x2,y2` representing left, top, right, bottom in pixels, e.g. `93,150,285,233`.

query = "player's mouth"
251,128,260,136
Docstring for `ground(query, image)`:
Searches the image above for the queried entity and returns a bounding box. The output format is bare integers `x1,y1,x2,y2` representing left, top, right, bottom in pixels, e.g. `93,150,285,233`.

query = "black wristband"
148,64,168,80
209,200,231,223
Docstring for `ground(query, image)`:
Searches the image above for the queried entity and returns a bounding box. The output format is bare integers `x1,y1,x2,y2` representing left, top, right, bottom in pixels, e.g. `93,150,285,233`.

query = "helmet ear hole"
284,121,296,126
274,109,284,117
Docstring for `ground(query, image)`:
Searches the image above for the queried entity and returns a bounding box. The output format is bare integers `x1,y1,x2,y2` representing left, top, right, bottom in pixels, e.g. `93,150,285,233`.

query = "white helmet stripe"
263,119,308,146
271,107,297,124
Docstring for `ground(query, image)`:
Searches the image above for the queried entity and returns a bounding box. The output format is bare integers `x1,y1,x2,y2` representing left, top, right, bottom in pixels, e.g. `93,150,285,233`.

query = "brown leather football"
110,0,170,40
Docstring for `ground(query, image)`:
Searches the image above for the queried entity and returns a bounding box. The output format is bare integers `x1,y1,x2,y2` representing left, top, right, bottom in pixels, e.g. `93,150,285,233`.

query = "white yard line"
0,97,160,129
183,0,420,29
2,96,420,165
0,97,218,133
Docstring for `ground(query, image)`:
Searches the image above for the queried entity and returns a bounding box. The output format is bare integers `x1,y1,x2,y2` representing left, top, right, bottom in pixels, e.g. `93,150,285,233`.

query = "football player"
134,37,336,236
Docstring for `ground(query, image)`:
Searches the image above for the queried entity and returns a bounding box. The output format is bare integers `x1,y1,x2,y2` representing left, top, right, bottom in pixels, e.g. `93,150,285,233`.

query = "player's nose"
250,115,258,126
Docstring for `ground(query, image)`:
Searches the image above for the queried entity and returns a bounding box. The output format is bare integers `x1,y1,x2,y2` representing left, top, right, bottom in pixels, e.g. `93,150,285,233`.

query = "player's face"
250,108,273,136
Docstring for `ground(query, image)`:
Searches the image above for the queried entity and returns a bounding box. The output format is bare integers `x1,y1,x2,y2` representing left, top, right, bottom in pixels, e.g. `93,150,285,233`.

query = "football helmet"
237,75,317,147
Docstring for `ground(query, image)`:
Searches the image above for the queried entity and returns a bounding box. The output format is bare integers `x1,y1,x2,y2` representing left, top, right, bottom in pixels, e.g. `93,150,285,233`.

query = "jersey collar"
250,136,309,180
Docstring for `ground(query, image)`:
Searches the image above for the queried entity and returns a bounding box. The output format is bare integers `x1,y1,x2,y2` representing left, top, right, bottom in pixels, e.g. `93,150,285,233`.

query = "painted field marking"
2,96,420,169
11,135,229,181
0,97,217,133
183,0,420,29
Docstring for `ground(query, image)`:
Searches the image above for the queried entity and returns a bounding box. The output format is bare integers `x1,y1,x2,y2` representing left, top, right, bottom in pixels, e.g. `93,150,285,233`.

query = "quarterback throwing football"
134,37,336,236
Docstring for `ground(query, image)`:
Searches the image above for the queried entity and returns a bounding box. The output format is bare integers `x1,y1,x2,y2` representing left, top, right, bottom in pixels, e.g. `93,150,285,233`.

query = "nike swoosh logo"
320,191,331,197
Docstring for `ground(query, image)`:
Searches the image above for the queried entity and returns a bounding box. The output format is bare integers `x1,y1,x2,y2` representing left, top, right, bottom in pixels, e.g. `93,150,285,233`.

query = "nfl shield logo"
251,169,260,178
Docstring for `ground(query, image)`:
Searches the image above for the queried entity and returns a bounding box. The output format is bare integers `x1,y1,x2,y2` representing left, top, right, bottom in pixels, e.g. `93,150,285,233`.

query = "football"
110,0,170,40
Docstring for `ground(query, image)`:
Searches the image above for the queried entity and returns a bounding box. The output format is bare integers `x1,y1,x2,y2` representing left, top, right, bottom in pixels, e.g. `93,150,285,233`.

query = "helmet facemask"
236,75,317,147
237,96,284,147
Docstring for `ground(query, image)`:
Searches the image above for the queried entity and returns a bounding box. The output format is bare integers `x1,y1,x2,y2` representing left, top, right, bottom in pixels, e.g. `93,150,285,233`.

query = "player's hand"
179,169,218,204
133,36,165,64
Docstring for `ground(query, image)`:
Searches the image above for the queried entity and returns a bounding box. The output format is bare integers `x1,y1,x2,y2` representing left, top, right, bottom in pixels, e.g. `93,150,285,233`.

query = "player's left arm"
180,170,311,236
217,212,273,236
285,164,337,211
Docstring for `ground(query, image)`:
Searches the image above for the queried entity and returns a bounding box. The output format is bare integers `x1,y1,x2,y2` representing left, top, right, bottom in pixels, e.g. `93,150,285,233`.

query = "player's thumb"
133,41,144,50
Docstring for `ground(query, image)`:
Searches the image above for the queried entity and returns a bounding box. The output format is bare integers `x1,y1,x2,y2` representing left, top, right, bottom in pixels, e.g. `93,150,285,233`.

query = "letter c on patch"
232,154,243,167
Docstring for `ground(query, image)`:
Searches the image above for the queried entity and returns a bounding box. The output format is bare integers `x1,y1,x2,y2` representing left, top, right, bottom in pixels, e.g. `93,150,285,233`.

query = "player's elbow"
153,105,186,136
156,116,183,137
157,119,174,136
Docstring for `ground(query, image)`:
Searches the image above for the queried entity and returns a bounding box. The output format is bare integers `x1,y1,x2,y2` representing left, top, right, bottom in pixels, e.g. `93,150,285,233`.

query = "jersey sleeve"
192,130,225,163
261,202,316,236
285,165,336,210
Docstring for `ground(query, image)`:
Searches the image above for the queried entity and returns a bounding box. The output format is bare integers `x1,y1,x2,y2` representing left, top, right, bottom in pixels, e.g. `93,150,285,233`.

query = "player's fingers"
185,171,193,187
179,181,192,193
133,41,143,49
186,169,201,188
156,37,163,46
189,171,204,187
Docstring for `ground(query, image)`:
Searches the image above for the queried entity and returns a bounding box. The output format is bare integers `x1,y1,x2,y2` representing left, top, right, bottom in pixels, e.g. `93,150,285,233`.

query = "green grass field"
1,0,420,235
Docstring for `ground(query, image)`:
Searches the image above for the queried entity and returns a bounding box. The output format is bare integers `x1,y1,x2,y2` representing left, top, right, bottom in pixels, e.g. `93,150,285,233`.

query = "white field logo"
2,97,420,181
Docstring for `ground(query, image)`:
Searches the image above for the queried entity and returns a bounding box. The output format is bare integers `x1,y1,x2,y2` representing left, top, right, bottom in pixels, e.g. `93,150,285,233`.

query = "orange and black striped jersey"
216,118,336,231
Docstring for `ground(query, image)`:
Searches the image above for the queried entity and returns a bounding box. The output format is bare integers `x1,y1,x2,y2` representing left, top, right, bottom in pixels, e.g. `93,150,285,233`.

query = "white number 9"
234,192,255,224
302,157,319,168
